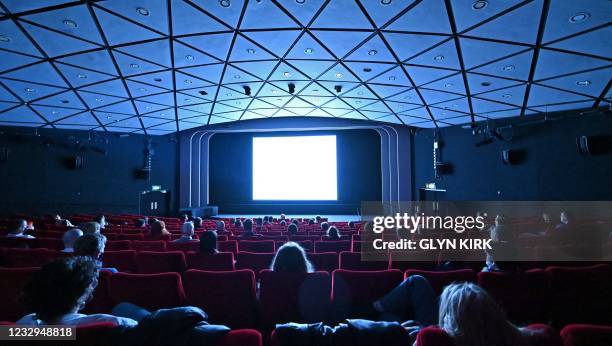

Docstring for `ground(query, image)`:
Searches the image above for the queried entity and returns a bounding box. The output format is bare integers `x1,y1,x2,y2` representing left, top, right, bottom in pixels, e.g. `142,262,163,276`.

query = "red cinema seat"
109,272,185,310
332,269,403,321
219,329,262,346
290,235,321,242
561,324,612,346
238,240,275,253
82,269,113,314
218,240,238,254
308,252,339,272
236,252,274,276
315,240,351,253
135,251,187,273
0,267,38,321
167,241,200,252
132,240,166,252
186,252,235,271
0,237,35,248
389,251,439,271
276,240,313,252
35,237,64,250
2,248,49,267
184,269,257,328
416,324,561,346
103,250,137,272
477,269,549,324
339,251,389,271
117,233,144,241
105,240,132,251
415,326,453,346
546,264,612,326
404,269,476,296
259,270,331,329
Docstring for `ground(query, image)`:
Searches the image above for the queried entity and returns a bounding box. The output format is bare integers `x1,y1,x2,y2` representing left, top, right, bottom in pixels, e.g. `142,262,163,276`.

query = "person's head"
243,219,253,233
280,213,286,220
256,218,263,226
320,222,330,232
315,215,322,223
327,226,341,240
150,220,167,236
291,219,299,226
348,221,355,228
181,221,195,237
280,220,286,226
136,219,146,227
54,214,62,221
62,228,83,249
22,256,99,322
10,219,28,234
74,233,107,260
308,219,315,225
78,222,101,235
270,242,313,273
182,214,189,221
542,213,551,224
193,217,203,228
199,231,218,254
95,215,106,228
287,223,298,235
216,220,225,232
234,219,242,228
494,214,506,227
560,211,570,224
439,283,526,346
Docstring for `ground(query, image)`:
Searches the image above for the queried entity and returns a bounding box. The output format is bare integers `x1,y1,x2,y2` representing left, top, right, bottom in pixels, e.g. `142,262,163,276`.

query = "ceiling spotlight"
335,72,343,78
502,64,515,71
77,73,87,79
130,63,140,69
185,55,195,61
312,89,319,94
136,7,150,16
60,99,69,104
576,80,591,86
235,101,241,105
304,47,314,54
219,0,231,8
145,106,151,110
481,81,491,87
246,48,256,54
106,115,112,119
0,35,11,42
334,85,342,93
452,104,459,107
381,0,392,5
569,12,590,24
444,83,453,88
472,1,488,10
363,67,372,73
388,76,396,81
296,0,306,4
198,90,208,96
233,75,240,79
226,93,232,97
51,110,59,115
95,98,103,102
271,89,278,94
283,71,291,77
154,78,163,82
138,88,147,92
24,87,36,93
288,83,296,94
63,19,78,28
502,94,512,98
184,79,193,84
357,91,364,95
243,85,251,96
368,49,378,56
433,55,445,61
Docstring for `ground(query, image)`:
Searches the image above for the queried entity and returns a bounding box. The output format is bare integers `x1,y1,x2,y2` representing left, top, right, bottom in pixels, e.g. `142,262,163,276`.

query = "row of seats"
2,265,609,329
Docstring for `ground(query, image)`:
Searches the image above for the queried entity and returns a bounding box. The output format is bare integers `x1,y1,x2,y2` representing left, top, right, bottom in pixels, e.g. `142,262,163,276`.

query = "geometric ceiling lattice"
0,0,609,134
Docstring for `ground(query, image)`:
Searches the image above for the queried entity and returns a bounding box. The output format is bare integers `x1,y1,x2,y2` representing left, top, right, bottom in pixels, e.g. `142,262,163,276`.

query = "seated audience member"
174,221,196,243
270,242,314,273
95,215,108,230
62,228,83,253
315,215,322,223
193,217,203,229
280,213,286,221
280,220,287,227
74,233,116,273
239,219,262,238
135,217,148,228
263,216,271,226
308,219,315,225
287,223,299,236
215,220,226,233
199,231,219,254
291,219,299,226
348,221,355,229
234,219,242,228
144,220,170,241
78,221,101,235
54,214,74,227
320,221,330,233
182,214,189,222
484,215,519,272
489,214,515,243
327,226,341,240
17,256,138,327
7,219,34,239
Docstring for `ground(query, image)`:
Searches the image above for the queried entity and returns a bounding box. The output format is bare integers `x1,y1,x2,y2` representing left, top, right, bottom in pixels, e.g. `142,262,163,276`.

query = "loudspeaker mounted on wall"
576,135,612,155
0,147,8,162
69,156,83,169
576,136,590,155
501,149,526,165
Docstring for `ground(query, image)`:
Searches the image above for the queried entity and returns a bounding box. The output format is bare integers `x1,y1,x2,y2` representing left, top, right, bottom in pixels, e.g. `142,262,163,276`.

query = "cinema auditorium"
0,1,611,345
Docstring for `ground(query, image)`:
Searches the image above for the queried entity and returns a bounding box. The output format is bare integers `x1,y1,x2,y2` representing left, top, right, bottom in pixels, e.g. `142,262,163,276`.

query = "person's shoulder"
76,314,138,327
16,314,39,325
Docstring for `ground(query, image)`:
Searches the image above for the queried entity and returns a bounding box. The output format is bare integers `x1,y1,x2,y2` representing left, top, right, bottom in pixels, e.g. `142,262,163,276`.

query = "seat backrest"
415,327,454,346
238,240,275,253
82,269,114,314
135,251,187,274
218,240,238,254
167,241,200,252
389,251,439,271
184,269,257,328
109,272,185,310
307,252,339,272
2,248,49,267
561,324,612,346
105,240,132,251
259,270,331,330
103,250,137,272
276,240,313,252
0,267,38,321
117,233,144,241
339,251,389,271
405,269,476,296
236,252,275,276
34,237,64,250
218,329,262,346
331,269,403,321
132,240,167,252
186,252,235,271
314,240,351,253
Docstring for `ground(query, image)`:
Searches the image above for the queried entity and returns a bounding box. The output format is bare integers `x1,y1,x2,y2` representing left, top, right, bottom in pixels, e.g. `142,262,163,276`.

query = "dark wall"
0,127,179,215
209,129,382,214
413,110,612,201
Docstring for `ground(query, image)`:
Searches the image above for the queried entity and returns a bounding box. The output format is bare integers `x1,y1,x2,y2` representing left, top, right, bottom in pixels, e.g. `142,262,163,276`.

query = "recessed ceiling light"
433,55,445,61
481,81,491,87
51,110,59,115
154,78,163,82
312,89,319,94
138,88,147,92
502,94,512,98
63,19,78,28
357,91,364,95
60,99,69,104
363,67,372,72
355,100,361,104
502,65,515,71
24,88,36,93
472,1,488,10
236,101,241,105
452,104,459,107
226,93,232,97
569,12,590,24
576,80,591,86
296,0,306,4
184,79,193,84
219,0,231,8
185,55,195,61
444,83,453,88
246,48,255,54
130,63,140,69
106,115,112,119
198,90,208,96
335,72,343,78
233,75,240,79
283,72,291,77
304,47,314,54
400,105,405,108
388,76,396,81
160,113,166,116
77,73,87,79
0,35,11,42
95,98,103,102
368,49,378,56
271,90,278,94
145,106,151,110
136,7,150,16
380,0,392,5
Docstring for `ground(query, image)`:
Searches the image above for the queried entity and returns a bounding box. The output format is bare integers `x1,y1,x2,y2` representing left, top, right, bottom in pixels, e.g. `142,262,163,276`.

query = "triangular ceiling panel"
0,51,41,73
0,105,46,123
240,1,299,30
243,30,302,58
2,61,67,87
190,0,245,29
19,22,101,57
466,0,544,44
96,0,169,35
534,49,609,80
542,0,612,44
286,32,335,60
0,20,43,56
450,0,525,32
56,49,117,75
22,4,103,44
386,0,451,34
346,35,396,63
460,38,527,69
471,50,533,81
311,1,372,30
547,26,611,59
384,33,449,62
170,0,227,35
1,79,66,102
312,30,372,58
93,6,163,45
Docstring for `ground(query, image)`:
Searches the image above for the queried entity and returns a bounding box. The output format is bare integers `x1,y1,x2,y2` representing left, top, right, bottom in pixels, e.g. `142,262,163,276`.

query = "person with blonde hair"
144,220,170,241
270,242,314,273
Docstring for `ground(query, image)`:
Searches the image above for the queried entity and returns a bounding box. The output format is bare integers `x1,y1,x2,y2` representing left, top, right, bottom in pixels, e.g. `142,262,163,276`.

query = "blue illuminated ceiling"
0,0,609,135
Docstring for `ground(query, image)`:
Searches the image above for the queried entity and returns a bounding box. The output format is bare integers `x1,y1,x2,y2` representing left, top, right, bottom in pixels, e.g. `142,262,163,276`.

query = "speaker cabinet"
68,156,83,169
576,135,612,155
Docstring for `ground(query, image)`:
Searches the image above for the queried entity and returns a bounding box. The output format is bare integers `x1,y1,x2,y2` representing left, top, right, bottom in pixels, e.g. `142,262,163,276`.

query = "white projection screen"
253,135,338,200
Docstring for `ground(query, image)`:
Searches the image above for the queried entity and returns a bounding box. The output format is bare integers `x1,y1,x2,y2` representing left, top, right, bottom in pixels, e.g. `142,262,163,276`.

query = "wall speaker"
576,136,590,155
501,149,525,165
0,147,8,162
576,135,612,155
69,156,83,169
